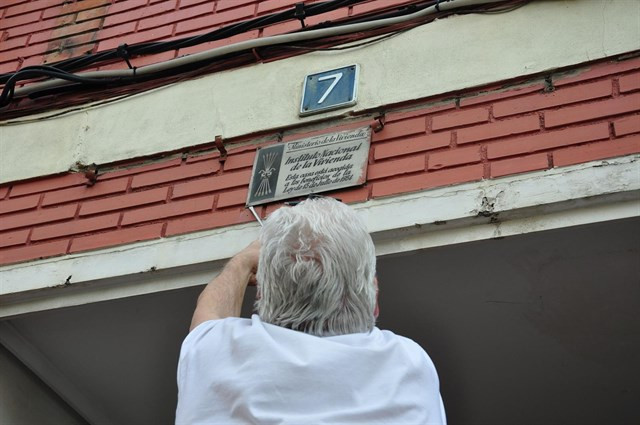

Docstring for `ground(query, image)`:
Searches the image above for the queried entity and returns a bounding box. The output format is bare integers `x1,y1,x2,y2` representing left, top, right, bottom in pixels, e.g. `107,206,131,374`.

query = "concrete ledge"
1,155,638,317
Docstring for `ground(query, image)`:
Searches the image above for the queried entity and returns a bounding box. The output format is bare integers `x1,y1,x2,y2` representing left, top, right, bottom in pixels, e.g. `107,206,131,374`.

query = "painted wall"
0,344,86,425
1,0,638,183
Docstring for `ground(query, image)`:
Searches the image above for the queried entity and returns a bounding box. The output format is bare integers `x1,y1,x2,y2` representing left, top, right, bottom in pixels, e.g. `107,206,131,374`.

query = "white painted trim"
0,321,115,425
0,156,638,318
1,0,638,183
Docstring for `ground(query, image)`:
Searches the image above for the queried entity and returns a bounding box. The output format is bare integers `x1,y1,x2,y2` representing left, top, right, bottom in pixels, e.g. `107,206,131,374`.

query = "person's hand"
234,240,260,285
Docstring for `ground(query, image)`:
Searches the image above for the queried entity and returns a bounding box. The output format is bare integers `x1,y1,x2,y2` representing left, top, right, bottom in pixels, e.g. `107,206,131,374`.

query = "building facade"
0,0,639,423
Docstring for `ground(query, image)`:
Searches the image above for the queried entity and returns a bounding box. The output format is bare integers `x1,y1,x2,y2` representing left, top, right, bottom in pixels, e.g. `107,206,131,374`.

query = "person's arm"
189,241,260,331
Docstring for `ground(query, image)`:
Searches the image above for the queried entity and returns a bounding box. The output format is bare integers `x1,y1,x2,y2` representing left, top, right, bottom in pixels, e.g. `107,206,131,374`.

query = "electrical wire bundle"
0,0,528,115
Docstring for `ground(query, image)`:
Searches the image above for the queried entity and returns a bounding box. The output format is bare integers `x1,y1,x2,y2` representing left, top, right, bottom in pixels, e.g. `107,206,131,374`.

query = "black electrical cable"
0,0,528,110
0,0,366,83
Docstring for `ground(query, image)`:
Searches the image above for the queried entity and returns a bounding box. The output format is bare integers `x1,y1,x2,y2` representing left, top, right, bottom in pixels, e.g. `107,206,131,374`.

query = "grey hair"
255,197,377,336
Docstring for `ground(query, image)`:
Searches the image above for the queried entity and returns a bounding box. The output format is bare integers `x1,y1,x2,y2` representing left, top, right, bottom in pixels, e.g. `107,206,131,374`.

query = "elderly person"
176,197,445,424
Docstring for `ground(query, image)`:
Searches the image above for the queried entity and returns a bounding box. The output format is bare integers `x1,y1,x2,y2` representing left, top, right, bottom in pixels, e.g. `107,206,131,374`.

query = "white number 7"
317,72,343,104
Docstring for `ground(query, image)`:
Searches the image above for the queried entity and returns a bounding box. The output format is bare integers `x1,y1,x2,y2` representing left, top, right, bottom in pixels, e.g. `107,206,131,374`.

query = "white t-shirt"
176,315,446,425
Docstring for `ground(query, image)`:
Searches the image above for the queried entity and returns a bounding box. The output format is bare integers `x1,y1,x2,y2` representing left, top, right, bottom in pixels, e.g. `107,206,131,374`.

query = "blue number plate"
300,64,358,116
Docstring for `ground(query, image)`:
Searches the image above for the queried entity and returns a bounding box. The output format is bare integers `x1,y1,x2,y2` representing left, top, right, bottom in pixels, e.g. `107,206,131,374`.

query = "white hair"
256,197,377,336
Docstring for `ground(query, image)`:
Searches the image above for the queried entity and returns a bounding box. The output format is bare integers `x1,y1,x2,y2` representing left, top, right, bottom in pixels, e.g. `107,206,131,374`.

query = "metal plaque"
246,126,371,206
299,64,358,116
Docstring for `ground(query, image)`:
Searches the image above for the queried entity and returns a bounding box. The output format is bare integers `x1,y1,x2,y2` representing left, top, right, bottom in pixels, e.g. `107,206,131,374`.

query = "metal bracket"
214,135,227,162
116,43,134,70
371,113,385,133
83,163,99,186
247,205,263,226
294,2,306,28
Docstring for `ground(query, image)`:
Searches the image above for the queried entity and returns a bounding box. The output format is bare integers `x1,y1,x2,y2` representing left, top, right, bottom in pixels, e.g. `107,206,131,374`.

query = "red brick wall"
0,0,413,74
1,57,639,266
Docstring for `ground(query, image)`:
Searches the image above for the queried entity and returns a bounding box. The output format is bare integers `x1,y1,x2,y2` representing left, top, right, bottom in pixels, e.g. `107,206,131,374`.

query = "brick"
98,158,182,180
554,57,640,87
0,35,29,52
431,108,489,131
0,204,77,232
619,72,640,93
224,150,256,171
328,185,369,204
553,135,640,167
487,122,610,159
186,151,221,163
180,0,213,8
175,3,253,33
47,30,98,53
374,132,450,160
35,19,100,48
257,0,297,14
457,115,540,145
32,19,102,44
0,193,39,214
0,10,42,30
545,93,640,128
44,35,99,63
138,2,213,31
0,239,69,265
386,102,455,122
42,178,128,206
95,21,137,42
16,55,44,67
217,0,255,11
77,5,110,23
31,213,120,241
1,0,31,7
5,0,60,18
367,154,425,180
172,169,251,198
42,5,68,20
80,187,169,216
131,160,220,189
428,146,481,170
70,222,164,253
4,17,59,38
371,164,484,198
129,50,176,68
97,24,174,51
121,194,214,225
165,208,254,236
101,0,147,17
68,0,111,14
217,187,248,208
7,40,55,59
0,228,30,248
262,19,301,37
103,0,177,28
0,60,20,73
371,117,425,142
493,80,612,118
352,0,411,15
459,83,545,107
613,116,640,137
490,153,549,178
0,187,9,200
305,7,348,26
